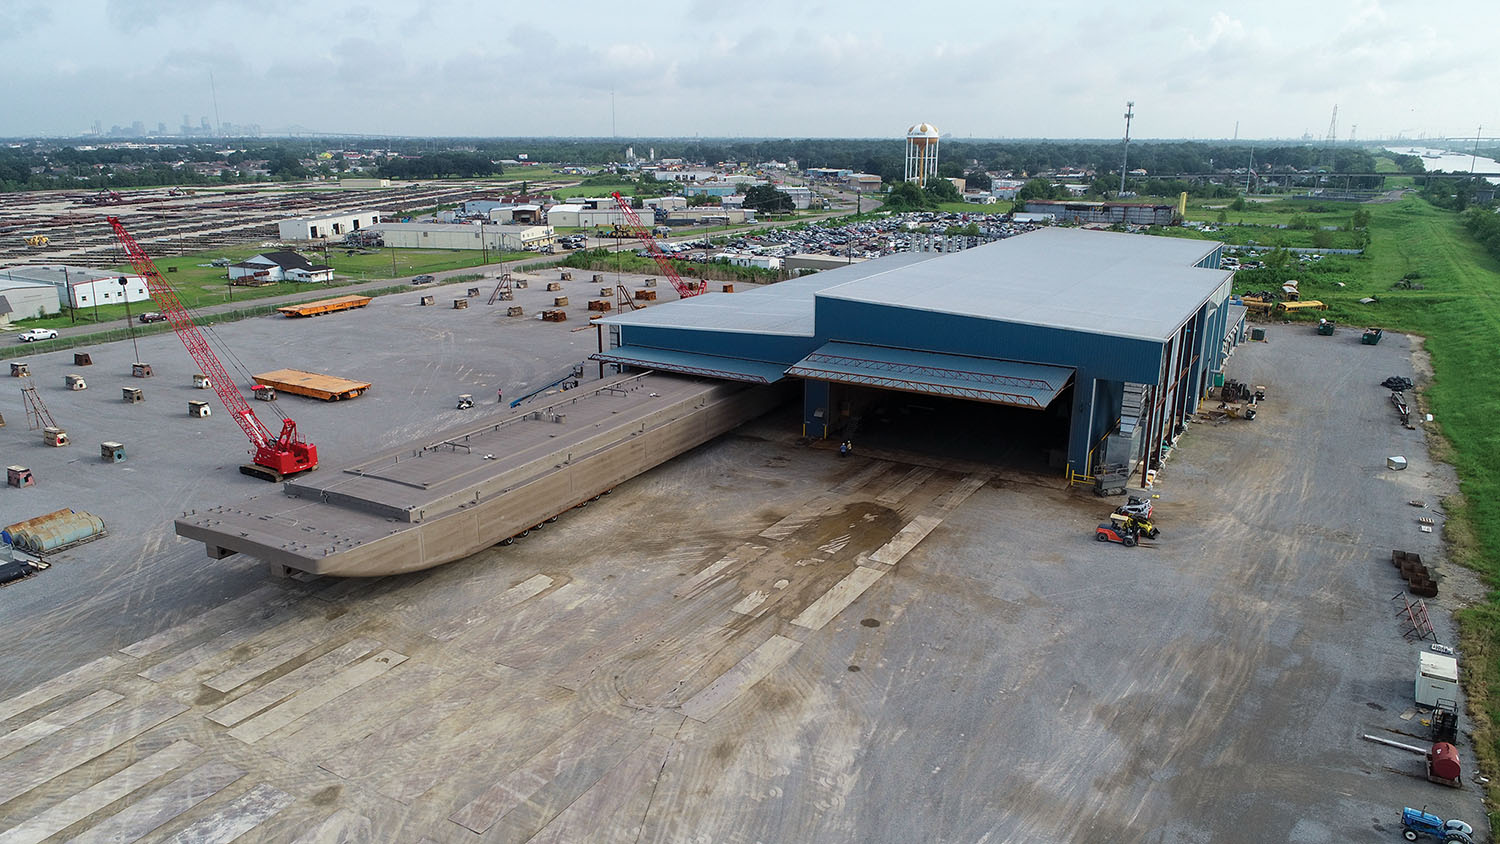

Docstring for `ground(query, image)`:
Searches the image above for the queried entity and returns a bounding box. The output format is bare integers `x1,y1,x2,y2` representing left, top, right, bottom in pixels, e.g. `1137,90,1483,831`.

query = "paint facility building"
277,210,385,241
594,228,1235,482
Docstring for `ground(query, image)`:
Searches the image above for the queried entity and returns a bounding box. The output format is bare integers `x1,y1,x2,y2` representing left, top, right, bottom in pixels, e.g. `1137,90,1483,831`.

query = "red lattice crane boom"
610,192,704,300
107,216,318,481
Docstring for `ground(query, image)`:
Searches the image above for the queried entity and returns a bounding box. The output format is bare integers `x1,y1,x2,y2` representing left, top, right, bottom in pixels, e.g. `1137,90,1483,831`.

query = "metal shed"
595,228,1233,484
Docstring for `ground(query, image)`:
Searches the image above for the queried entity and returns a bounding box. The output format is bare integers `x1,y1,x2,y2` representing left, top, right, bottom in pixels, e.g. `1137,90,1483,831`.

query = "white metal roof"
597,252,938,336
600,229,1227,344
817,228,1229,342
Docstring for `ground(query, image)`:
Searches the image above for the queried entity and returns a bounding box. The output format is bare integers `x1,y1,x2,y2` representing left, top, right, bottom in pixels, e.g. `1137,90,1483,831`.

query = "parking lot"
0,294,1489,841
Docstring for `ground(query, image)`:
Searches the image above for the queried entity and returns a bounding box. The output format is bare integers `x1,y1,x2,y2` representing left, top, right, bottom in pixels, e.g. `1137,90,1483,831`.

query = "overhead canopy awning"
787,342,1074,409
590,346,788,384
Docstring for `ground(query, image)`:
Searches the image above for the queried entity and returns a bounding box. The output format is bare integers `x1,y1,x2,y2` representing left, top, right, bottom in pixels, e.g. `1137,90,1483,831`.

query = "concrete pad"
206,638,379,727
0,690,123,760
118,586,291,659
789,566,886,630
287,809,372,844
0,698,187,805
64,760,243,844
680,635,802,722
426,573,554,641
227,650,407,744
157,782,295,844
866,515,944,566
0,740,200,844
0,657,122,723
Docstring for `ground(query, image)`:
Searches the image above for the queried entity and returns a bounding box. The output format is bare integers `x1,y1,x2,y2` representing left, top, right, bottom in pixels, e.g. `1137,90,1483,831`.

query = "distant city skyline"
1,0,1494,142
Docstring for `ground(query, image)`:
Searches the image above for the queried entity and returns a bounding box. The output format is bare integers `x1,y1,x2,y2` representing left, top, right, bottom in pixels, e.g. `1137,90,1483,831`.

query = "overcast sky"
1,0,1494,141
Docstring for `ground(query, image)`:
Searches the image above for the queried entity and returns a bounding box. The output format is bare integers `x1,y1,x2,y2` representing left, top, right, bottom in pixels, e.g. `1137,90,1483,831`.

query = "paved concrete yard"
0,304,1488,842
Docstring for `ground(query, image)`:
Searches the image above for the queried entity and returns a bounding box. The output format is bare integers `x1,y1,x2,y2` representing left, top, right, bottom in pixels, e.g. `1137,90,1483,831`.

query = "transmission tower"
1119,101,1135,196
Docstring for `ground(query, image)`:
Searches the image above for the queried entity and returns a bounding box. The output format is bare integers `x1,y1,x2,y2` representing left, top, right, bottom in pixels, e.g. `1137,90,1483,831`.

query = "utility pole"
119,277,140,363
1119,101,1135,196
1472,126,1483,174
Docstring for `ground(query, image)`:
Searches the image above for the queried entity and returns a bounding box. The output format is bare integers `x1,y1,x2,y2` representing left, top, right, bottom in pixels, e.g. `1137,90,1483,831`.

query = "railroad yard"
0,179,562,266
0,272,1488,841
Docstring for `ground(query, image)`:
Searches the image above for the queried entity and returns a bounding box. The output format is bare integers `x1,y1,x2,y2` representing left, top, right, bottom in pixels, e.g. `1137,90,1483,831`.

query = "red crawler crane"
610,192,705,300
107,216,318,481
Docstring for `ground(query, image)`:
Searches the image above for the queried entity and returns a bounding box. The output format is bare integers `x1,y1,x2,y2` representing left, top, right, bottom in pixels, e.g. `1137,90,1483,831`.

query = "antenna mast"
1119,101,1135,196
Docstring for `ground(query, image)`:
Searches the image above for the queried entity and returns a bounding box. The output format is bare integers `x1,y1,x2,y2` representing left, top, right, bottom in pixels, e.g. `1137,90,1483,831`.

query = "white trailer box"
1416,651,1459,707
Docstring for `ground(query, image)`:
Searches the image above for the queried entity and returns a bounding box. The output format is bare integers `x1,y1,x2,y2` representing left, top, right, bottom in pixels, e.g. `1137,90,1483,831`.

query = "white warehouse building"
0,278,60,324
546,205,644,229
277,210,385,242
1,265,150,309
366,222,555,251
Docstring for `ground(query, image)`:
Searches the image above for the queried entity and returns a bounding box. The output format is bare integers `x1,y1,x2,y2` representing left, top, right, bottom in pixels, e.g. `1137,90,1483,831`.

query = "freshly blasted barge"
176,373,785,577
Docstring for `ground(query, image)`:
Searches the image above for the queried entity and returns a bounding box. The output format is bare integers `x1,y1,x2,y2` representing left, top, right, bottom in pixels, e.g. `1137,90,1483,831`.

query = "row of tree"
1463,207,1500,262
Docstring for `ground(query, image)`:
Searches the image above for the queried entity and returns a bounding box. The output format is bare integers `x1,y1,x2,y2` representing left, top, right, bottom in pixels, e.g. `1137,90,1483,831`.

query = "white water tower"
905,123,940,184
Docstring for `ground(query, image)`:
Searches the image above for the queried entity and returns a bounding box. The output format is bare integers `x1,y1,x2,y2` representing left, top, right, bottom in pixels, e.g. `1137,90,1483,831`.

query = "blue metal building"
595,228,1235,483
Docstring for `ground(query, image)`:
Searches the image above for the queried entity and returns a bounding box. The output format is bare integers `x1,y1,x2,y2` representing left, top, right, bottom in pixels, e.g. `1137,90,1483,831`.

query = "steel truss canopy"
591,345,789,384
787,342,1073,409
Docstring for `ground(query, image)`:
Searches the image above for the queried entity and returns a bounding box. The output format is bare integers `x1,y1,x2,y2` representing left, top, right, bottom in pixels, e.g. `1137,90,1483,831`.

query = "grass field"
1183,195,1500,805
553,183,636,199
933,200,1014,215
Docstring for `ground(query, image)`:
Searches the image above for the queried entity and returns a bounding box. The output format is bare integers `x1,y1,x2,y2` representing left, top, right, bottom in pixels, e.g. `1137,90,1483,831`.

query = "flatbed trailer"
252,368,371,401
276,294,372,318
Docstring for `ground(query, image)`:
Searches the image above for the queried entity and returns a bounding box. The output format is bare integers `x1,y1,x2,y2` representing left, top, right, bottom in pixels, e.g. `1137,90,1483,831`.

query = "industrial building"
595,228,1236,483
365,222,554,251
546,205,640,229
0,277,60,324
277,210,384,242
482,204,545,225
778,187,813,209
1023,200,1177,226
662,207,756,226
0,265,149,309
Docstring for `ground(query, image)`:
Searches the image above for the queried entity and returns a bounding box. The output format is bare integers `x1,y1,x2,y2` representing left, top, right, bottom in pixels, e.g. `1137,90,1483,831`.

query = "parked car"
411,275,435,285
17,328,58,342
138,312,168,323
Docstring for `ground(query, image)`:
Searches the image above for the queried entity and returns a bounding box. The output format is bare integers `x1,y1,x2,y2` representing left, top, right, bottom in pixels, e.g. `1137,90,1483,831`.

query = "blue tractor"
1400,807,1474,842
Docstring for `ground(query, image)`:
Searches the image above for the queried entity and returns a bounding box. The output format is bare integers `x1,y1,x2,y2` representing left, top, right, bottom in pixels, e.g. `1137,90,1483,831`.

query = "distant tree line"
1,135,1398,195
376,152,502,179
1464,207,1500,263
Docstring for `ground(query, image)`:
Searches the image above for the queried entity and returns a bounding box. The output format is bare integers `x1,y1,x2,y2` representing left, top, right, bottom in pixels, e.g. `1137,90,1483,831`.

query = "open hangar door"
789,342,1076,472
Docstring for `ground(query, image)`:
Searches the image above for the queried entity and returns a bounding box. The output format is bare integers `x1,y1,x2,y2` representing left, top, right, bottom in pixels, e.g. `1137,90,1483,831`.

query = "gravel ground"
0,302,1487,842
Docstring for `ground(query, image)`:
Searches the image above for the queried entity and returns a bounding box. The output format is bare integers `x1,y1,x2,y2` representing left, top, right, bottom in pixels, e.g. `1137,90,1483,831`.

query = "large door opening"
833,384,1073,473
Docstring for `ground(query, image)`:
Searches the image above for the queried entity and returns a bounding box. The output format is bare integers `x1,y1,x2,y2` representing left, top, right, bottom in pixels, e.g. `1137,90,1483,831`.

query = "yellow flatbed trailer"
276,295,372,318
252,369,371,401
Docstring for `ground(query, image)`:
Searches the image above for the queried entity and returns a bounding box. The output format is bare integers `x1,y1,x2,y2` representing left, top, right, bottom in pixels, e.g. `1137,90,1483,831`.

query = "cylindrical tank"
1429,742,1461,781
1,508,74,546
25,513,106,552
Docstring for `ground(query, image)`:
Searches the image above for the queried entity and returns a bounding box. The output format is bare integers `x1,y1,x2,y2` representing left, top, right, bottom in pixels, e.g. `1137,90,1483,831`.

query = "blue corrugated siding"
618,325,815,366
813,299,1164,383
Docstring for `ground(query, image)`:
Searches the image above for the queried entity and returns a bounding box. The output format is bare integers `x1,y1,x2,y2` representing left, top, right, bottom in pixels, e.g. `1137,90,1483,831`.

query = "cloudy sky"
1,0,1493,140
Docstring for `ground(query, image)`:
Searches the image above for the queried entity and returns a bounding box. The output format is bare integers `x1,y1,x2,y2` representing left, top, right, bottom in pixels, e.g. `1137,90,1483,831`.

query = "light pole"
119,277,141,362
